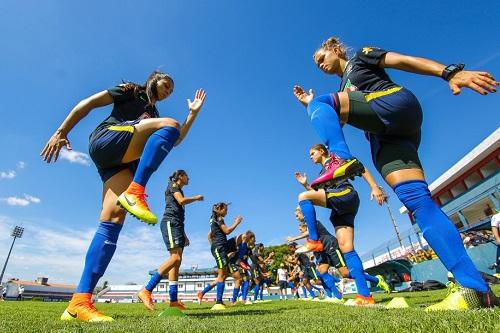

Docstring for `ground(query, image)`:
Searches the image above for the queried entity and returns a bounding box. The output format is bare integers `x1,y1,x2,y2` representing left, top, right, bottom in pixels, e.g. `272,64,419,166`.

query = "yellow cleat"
60,293,114,322
321,297,344,304
137,288,155,311
210,302,226,311
117,185,157,225
376,275,391,294
424,285,500,311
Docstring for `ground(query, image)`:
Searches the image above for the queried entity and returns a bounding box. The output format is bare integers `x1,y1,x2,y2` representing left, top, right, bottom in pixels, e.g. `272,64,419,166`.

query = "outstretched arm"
175,89,206,146
40,91,113,163
295,172,314,191
361,168,386,205
220,216,243,235
287,231,309,243
380,52,498,95
173,192,204,206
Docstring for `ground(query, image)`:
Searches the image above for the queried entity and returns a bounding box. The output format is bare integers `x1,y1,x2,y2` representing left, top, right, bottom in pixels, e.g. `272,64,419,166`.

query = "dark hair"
245,230,255,239
122,70,174,107
212,202,229,218
169,169,187,182
310,143,329,157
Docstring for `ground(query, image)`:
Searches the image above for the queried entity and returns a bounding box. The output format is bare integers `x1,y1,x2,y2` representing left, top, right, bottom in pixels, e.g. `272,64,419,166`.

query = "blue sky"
1,0,499,285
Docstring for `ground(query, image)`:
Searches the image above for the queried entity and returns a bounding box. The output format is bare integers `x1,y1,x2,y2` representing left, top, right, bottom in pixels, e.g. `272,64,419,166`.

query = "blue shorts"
325,185,360,228
88,120,140,183
160,218,186,250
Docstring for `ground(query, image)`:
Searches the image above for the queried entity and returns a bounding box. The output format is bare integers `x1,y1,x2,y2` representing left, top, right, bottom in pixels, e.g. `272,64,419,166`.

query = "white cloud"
0,215,214,285
0,170,16,179
17,161,26,169
1,194,41,206
59,149,91,166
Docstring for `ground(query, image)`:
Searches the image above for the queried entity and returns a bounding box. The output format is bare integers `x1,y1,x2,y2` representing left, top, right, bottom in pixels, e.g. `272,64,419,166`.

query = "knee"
298,192,310,202
339,267,350,278
159,118,180,131
171,254,182,265
338,240,353,253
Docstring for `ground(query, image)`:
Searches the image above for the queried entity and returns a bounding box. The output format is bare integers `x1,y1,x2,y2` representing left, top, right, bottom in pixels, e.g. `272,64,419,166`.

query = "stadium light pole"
0,226,24,286
383,194,404,250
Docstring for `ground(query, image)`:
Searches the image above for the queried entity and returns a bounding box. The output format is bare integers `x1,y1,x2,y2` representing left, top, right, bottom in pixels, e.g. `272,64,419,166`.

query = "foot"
60,293,114,322
376,275,391,294
137,288,155,311
310,155,364,190
169,301,186,311
238,261,251,270
211,302,226,311
197,291,204,304
345,295,375,307
321,297,344,304
425,286,500,311
116,183,157,225
295,239,323,253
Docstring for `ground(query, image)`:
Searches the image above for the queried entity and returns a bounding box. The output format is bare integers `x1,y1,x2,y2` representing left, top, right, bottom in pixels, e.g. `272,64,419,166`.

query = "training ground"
1,286,499,333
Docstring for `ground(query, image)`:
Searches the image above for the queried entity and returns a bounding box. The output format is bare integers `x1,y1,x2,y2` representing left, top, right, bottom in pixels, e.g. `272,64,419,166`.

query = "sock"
232,287,240,302
320,272,342,299
145,272,162,292
344,250,371,297
364,274,379,284
201,283,213,296
308,287,316,298
216,282,225,303
133,126,180,186
299,200,319,241
169,281,178,302
307,94,352,160
301,286,307,298
253,284,260,301
76,222,122,293
241,281,249,300
394,180,488,292
259,283,264,300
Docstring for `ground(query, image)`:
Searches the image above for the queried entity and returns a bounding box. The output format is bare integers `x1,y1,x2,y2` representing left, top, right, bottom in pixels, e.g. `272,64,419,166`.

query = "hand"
187,89,207,113
40,130,72,163
234,215,243,224
195,195,204,201
294,172,307,186
448,70,498,95
293,85,314,107
286,236,294,243
370,186,387,205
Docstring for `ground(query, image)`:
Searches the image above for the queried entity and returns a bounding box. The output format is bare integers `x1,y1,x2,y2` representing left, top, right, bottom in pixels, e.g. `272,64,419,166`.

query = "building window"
438,191,453,205
227,282,233,287
449,213,464,229
196,283,203,288
479,159,499,178
178,284,184,289
450,182,467,198
463,172,482,189
461,196,496,227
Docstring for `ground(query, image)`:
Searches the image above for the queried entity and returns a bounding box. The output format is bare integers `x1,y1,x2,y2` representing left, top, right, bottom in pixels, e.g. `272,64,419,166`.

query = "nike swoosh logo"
104,240,117,246
160,145,171,153
124,195,136,206
68,310,77,318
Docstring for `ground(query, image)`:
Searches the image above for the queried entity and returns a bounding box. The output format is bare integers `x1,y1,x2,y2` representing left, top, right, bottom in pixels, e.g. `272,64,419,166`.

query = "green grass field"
1,287,499,333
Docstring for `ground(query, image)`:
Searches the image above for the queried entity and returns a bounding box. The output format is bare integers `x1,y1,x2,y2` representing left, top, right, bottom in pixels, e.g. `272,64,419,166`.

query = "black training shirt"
162,181,185,222
340,47,398,93
210,215,228,248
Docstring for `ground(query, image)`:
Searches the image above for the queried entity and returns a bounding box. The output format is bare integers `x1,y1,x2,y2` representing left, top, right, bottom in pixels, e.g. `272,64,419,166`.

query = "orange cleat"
197,291,204,304
117,182,157,225
170,301,186,311
60,293,114,322
345,294,376,307
137,288,155,311
295,240,323,253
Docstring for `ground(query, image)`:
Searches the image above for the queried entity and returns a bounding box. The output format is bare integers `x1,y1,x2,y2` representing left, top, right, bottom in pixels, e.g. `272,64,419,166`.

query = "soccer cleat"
170,301,186,311
60,293,114,322
211,302,226,311
137,288,155,311
311,155,364,190
295,240,323,253
197,291,204,304
425,286,500,312
376,275,391,294
238,261,251,270
321,297,344,304
345,295,375,307
116,184,157,225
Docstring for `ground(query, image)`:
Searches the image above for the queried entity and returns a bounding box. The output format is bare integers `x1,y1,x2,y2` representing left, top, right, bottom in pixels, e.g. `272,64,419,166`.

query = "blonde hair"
313,36,349,60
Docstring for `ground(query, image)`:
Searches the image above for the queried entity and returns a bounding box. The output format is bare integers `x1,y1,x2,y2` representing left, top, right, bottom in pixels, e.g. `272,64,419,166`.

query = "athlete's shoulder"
354,46,388,66
107,83,139,103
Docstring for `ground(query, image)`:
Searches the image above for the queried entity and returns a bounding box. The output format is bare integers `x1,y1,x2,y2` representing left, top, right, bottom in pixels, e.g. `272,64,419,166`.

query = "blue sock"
253,284,260,301
364,274,379,284
76,222,122,293
394,180,488,292
307,94,353,160
145,272,162,292
320,272,342,299
201,283,214,296
301,286,308,298
259,284,264,300
241,281,249,300
232,287,240,302
133,126,180,186
299,200,319,241
308,287,316,298
216,282,225,303
169,281,178,302
344,250,371,297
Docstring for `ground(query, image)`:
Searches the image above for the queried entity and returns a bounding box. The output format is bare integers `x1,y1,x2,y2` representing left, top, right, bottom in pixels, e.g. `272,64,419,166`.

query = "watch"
441,63,465,81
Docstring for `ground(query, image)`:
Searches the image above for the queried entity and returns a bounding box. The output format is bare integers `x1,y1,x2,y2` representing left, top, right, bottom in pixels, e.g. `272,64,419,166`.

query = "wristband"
442,63,465,81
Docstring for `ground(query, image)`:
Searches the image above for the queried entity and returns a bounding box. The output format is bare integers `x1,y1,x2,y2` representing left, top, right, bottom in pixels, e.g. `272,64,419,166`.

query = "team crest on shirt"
344,79,358,92
362,47,374,55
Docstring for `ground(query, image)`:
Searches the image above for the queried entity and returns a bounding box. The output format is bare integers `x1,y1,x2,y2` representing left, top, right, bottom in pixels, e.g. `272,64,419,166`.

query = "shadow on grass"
187,308,282,318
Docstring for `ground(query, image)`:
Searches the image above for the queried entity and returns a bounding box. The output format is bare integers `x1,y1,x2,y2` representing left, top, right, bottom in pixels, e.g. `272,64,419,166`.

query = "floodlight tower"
0,226,24,286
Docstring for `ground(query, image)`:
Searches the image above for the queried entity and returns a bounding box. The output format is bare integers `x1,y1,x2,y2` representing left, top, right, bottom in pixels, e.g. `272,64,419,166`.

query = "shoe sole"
312,160,365,190
116,197,157,226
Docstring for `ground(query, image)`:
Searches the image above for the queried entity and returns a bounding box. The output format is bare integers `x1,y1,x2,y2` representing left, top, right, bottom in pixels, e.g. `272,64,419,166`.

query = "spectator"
491,210,500,277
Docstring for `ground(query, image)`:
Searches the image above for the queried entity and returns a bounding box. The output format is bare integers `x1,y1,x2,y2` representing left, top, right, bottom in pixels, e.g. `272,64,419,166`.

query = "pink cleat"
310,154,364,190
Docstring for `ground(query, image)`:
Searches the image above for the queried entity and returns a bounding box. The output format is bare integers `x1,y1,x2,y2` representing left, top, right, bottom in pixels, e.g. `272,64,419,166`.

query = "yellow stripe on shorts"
365,86,402,102
215,248,223,268
167,220,174,248
336,249,346,267
108,125,134,133
327,188,352,198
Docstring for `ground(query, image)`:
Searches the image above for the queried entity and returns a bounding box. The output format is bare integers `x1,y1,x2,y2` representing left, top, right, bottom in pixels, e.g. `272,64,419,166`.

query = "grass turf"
1,286,499,333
